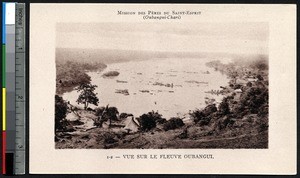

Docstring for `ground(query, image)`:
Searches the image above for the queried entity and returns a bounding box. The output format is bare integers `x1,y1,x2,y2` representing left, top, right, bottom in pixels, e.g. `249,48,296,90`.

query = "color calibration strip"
2,2,7,174
3,2,16,175
2,2,26,175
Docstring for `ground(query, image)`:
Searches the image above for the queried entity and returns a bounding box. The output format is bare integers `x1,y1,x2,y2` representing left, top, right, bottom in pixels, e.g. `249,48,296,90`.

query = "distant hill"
56,48,267,64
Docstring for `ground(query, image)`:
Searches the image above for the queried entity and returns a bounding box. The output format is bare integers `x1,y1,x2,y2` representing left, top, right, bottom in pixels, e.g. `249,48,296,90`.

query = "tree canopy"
75,83,99,110
55,95,68,130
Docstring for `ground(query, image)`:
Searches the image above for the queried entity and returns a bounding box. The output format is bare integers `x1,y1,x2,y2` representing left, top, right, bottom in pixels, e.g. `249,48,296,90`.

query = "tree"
94,105,119,127
55,95,68,130
138,111,160,131
163,117,184,131
75,83,99,110
106,106,119,126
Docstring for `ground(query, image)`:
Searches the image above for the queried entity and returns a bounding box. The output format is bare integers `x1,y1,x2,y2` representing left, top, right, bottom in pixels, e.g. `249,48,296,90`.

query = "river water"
63,58,230,119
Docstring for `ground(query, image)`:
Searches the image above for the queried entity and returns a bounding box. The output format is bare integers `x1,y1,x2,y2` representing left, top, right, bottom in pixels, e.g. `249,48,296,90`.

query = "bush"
163,117,184,131
95,106,119,120
103,132,117,144
138,111,163,131
203,104,217,116
241,87,268,114
230,85,268,118
55,95,68,131
156,118,167,124
190,110,205,123
139,115,156,131
95,107,105,116
190,104,217,124
94,106,119,127
218,98,230,115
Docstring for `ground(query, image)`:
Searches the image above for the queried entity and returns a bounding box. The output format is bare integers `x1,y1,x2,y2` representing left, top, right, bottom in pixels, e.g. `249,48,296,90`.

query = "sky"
56,22,268,55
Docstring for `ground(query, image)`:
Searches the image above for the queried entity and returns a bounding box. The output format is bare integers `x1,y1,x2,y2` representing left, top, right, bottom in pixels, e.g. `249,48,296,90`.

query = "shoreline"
55,58,269,149
61,58,229,120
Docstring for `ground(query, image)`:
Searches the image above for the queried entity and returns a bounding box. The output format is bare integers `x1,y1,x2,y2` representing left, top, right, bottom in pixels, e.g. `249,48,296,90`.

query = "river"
63,58,230,119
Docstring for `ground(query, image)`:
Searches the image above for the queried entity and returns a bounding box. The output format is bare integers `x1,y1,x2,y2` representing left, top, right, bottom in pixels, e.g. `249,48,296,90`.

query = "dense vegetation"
56,60,106,94
205,57,268,118
55,59,105,132
55,95,68,131
188,57,269,137
163,117,185,131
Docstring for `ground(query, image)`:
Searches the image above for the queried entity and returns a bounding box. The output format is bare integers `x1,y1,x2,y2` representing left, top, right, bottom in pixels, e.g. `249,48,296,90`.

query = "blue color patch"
2,2,6,44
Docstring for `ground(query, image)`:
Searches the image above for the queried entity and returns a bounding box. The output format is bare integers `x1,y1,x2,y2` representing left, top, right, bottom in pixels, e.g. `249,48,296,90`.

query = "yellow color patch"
2,88,6,131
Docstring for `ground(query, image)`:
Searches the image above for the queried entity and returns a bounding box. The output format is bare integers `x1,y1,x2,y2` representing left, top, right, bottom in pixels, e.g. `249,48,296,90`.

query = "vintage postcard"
29,4,296,174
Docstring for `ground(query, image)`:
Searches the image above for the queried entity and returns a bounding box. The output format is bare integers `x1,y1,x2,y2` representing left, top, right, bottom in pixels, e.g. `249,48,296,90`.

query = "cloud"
56,22,268,55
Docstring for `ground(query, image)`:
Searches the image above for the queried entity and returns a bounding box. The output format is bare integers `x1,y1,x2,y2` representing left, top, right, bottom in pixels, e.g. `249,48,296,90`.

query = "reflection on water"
63,58,229,119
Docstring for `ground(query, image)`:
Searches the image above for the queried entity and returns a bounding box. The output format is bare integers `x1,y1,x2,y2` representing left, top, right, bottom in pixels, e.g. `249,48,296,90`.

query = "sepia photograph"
54,22,269,149
30,4,296,174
